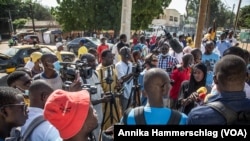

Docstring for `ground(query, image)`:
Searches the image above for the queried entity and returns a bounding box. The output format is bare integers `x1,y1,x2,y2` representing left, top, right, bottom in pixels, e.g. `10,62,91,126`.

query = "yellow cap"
30,52,43,63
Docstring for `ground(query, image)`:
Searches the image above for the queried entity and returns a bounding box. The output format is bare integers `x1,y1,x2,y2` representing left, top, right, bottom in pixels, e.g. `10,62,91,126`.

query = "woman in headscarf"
177,63,211,115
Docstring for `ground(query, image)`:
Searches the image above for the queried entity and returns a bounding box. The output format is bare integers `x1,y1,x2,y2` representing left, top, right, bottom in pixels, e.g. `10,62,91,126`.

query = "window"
169,16,173,21
174,17,178,22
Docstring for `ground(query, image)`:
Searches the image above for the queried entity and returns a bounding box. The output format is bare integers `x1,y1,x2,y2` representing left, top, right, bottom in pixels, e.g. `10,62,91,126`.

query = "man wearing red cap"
44,89,98,141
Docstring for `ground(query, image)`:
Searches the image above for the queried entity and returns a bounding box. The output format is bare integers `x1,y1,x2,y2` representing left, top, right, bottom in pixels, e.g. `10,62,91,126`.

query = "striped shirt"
158,54,179,77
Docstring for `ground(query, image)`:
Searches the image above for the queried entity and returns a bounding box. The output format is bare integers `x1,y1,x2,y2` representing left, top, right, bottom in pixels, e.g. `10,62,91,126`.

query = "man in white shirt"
226,30,239,46
21,79,62,141
111,34,129,64
115,47,134,114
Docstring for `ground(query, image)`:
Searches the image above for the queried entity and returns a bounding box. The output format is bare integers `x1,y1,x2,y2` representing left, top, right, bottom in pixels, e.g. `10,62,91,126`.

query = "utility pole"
205,0,211,30
234,0,242,32
194,0,209,49
120,0,132,44
229,4,235,28
8,10,14,34
29,3,35,33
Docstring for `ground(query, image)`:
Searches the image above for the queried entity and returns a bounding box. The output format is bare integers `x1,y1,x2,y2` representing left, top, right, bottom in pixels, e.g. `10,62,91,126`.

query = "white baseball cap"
56,42,63,48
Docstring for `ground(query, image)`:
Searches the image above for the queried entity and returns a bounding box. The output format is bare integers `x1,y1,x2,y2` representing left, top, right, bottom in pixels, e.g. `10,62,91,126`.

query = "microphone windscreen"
169,38,183,53
196,87,207,94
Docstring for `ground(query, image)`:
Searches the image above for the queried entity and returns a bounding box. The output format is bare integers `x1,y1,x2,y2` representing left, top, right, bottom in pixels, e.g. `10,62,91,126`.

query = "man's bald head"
144,68,171,97
214,55,246,91
29,79,54,108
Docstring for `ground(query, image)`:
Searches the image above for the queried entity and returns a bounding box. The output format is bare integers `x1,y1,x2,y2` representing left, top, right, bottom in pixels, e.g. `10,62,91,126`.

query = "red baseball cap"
44,89,90,139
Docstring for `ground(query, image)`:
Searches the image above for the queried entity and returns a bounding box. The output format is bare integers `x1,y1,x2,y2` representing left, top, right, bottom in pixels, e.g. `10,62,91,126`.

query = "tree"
186,0,234,30
238,5,250,29
131,0,171,30
13,18,27,29
53,0,171,33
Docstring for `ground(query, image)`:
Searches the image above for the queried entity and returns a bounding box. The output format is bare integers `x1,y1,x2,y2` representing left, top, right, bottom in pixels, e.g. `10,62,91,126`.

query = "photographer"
96,50,122,130
79,53,112,140
138,53,158,106
115,47,134,114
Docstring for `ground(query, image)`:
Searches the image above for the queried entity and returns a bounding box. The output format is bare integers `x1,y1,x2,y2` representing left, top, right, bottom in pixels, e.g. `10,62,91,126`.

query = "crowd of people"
0,26,250,141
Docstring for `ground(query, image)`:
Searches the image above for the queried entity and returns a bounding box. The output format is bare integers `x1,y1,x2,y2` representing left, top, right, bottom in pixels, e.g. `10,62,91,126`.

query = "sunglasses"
151,59,158,62
1,103,28,112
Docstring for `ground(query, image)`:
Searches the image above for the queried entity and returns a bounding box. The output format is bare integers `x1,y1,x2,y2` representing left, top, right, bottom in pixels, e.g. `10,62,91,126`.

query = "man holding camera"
80,53,112,140
115,47,134,114
96,49,122,131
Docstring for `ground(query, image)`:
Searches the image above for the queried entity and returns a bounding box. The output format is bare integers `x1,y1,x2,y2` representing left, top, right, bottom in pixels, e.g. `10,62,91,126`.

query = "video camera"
59,59,97,94
60,59,92,81
132,63,143,77
64,81,97,95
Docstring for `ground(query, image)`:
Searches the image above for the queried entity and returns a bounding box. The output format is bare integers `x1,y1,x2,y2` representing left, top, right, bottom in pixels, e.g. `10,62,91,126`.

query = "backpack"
122,106,182,125
5,115,46,141
206,101,250,125
132,44,143,52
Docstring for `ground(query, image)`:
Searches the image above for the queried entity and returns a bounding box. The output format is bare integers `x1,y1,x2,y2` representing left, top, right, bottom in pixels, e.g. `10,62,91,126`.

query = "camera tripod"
100,67,120,140
126,74,141,109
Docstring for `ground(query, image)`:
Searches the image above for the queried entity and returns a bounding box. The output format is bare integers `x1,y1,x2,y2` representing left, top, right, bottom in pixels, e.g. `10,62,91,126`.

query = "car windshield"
89,37,101,45
4,47,20,57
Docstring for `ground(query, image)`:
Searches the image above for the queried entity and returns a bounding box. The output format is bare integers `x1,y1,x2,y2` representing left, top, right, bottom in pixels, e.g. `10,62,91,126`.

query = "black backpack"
122,106,182,125
206,101,250,125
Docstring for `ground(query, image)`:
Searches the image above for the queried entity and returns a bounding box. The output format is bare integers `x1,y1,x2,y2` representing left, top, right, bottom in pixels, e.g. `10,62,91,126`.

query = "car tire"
63,58,71,62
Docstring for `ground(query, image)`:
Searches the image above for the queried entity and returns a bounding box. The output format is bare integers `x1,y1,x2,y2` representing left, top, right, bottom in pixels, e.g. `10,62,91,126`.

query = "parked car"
66,37,113,55
0,45,75,74
22,35,40,45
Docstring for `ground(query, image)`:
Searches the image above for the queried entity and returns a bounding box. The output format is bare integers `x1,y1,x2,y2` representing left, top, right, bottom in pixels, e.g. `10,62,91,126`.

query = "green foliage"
238,5,250,29
186,0,234,29
0,0,52,21
53,0,171,32
131,0,171,30
13,18,27,29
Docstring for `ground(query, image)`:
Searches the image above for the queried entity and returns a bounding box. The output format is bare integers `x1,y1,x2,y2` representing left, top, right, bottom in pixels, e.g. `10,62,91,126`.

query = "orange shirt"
97,44,109,63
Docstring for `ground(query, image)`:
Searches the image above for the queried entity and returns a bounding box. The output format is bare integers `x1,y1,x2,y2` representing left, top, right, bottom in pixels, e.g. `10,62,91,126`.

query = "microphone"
196,87,207,101
164,29,183,53
196,87,207,94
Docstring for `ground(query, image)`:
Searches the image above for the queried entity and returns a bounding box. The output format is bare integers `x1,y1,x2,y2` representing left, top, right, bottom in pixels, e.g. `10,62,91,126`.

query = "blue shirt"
202,53,220,87
122,106,187,125
138,70,147,105
188,91,250,125
216,40,231,55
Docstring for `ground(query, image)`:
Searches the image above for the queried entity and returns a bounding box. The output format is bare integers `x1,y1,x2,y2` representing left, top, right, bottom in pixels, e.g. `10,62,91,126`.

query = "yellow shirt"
204,31,216,41
24,95,30,106
55,51,63,62
96,64,122,129
78,46,88,58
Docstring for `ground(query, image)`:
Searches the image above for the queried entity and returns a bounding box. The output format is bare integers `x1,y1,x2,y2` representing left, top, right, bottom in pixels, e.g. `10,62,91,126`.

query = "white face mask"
24,90,29,95
189,63,194,67
16,87,29,95
39,63,44,68
162,54,168,57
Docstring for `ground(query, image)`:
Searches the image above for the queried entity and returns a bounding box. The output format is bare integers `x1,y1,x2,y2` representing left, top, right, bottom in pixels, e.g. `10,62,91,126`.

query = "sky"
39,0,249,14
168,0,250,14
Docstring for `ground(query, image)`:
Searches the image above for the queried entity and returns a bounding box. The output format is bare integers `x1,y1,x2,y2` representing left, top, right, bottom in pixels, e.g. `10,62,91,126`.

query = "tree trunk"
194,0,209,49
